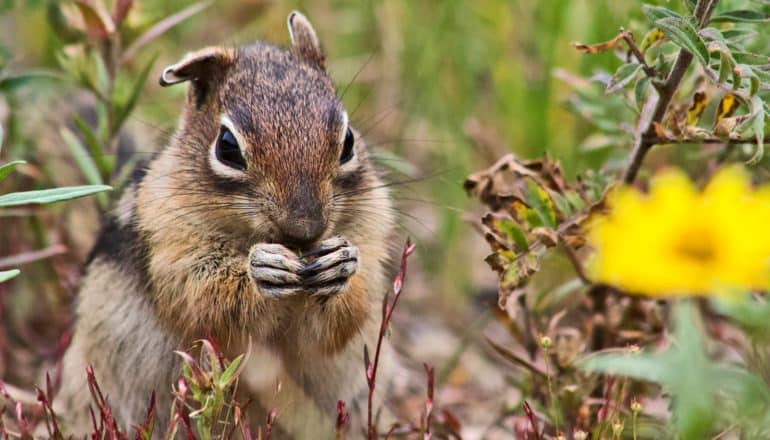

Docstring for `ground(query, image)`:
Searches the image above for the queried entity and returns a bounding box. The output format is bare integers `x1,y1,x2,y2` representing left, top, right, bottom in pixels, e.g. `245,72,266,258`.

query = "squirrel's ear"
159,47,235,104
288,11,325,69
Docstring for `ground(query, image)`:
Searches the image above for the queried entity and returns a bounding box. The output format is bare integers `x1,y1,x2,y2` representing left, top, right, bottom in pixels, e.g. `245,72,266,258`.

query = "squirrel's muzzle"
273,183,328,249
276,216,327,249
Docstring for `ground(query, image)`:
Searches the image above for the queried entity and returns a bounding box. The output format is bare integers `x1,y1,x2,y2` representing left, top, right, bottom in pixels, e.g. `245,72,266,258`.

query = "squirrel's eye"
340,128,355,164
216,126,247,170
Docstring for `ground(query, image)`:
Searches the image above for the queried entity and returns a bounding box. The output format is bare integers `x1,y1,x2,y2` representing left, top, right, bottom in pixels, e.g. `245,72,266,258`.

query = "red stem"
367,239,416,439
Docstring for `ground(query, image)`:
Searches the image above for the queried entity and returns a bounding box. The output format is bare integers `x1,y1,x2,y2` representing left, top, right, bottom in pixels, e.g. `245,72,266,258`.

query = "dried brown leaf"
571,33,626,54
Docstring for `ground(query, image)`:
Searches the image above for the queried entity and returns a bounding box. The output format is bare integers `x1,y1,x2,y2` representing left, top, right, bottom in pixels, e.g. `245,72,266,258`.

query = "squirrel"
56,11,396,439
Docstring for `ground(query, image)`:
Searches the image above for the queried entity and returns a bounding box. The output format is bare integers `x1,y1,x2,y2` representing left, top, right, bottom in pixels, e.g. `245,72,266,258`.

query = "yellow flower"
588,166,770,297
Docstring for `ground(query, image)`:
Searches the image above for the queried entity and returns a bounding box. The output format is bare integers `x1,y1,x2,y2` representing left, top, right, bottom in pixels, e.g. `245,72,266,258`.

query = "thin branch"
623,50,693,184
620,29,658,81
557,235,591,285
0,244,67,269
622,0,719,184
642,135,770,145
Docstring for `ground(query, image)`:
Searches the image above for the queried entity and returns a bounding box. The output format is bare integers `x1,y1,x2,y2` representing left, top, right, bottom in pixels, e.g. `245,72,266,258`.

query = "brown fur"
57,11,395,439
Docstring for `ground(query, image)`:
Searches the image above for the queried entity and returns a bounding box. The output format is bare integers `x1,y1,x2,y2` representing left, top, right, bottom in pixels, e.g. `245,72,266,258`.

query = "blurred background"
0,0,702,435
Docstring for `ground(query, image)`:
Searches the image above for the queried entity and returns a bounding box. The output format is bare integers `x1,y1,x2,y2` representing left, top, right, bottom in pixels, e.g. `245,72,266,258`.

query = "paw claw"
300,237,358,297
249,243,304,298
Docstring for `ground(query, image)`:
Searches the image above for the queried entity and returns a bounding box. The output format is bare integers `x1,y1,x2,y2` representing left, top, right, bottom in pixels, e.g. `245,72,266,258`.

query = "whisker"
337,53,374,102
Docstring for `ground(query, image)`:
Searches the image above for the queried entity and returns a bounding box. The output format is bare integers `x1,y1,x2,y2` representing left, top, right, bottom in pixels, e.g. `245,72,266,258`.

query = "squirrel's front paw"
298,236,358,297
249,243,305,298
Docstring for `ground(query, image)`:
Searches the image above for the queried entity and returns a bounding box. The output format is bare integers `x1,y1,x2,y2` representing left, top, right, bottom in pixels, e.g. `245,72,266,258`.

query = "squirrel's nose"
276,217,327,249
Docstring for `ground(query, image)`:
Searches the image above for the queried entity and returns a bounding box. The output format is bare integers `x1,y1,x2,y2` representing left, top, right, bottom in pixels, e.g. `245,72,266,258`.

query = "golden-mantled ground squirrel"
57,11,396,438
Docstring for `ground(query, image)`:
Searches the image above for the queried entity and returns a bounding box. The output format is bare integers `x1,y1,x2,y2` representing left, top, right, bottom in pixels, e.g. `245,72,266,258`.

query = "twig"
422,363,435,440
557,234,590,285
366,239,416,439
620,30,657,80
541,342,561,435
0,244,67,269
642,135,769,146
522,401,542,440
485,336,547,378
622,0,719,184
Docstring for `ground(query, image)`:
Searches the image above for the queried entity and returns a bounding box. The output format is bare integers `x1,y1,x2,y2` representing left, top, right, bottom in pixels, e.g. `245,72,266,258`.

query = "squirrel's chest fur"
57,11,397,439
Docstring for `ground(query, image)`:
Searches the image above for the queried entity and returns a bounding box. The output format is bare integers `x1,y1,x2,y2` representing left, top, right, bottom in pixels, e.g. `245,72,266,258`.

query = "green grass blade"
0,185,111,208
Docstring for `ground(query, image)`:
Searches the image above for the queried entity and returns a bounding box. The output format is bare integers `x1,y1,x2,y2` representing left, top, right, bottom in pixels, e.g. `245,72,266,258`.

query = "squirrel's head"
154,12,385,250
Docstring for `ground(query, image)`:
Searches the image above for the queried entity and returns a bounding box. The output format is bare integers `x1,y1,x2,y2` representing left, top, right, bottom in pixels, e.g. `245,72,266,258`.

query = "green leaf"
606,63,643,94
0,269,20,283
113,54,157,131
0,69,60,92
0,160,25,182
717,367,770,421
0,185,111,208
524,180,557,228
72,114,111,177
46,1,85,43
91,51,110,97
681,0,696,13
580,301,716,440
564,190,586,212
732,52,770,65
635,76,651,110
722,29,758,46
60,125,109,208
711,10,770,23
713,295,770,338
717,50,736,84
496,218,529,252
656,16,710,67
581,350,667,381
218,354,244,388
548,189,573,219
60,127,103,186
642,5,682,22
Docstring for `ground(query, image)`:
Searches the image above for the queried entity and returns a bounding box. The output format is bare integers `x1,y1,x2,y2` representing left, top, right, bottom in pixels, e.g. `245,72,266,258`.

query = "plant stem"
557,234,590,284
367,240,415,439
642,135,770,145
543,347,561,434
622,0,719,184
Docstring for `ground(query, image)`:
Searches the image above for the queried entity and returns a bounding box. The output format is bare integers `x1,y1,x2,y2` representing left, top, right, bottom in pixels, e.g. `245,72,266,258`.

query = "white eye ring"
209,115,248,179
338,111,349,145
338,111,357,167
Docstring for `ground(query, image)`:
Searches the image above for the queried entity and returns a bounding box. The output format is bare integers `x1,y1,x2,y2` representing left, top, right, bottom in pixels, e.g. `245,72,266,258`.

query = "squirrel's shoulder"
86,158,153,283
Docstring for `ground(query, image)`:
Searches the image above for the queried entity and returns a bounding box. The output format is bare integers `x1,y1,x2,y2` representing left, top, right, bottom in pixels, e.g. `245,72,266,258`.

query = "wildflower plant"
466,0,770,438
